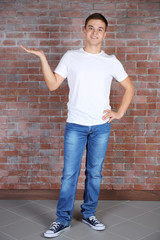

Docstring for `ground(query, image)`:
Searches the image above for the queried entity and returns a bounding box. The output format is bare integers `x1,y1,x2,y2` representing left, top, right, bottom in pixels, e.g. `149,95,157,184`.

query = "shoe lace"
50,222,61,231
89,216,100,224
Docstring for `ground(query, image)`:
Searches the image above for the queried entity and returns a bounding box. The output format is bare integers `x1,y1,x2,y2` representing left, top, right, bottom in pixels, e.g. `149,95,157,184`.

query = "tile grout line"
28,200,58,211
0,216,47,240
0,207,53,229
107,229,130,240
128,218,158,232
0,200,58,225
96,201,128,214
0,201,33,211
136,231,160,240
124,201,160,213
0,230,19,240
105,203,160,223
107,218,130,229
62,232,76,240
19,230,44,240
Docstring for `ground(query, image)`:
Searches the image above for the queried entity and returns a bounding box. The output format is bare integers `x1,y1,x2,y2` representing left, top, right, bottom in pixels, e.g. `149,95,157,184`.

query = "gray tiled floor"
0,200,160,240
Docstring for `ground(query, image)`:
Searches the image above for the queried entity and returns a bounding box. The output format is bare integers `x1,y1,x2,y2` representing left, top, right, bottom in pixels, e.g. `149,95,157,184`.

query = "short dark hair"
85,13,108,31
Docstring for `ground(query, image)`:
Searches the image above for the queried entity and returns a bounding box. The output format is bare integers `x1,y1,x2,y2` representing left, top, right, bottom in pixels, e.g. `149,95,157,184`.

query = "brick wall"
0,0,159,191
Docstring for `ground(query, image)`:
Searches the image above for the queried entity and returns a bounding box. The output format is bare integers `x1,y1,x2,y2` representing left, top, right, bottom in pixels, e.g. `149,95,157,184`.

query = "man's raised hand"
20,44,45,59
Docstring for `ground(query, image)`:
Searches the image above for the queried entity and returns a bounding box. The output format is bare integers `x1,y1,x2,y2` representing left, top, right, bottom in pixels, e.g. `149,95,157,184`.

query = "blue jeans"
56,122,111,226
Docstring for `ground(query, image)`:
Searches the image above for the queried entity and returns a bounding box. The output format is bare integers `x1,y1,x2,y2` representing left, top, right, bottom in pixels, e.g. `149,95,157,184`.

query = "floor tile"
96,210,127,228
63,220,94,240
0,210,24,227
20,230,70,240
80,229,128,240
0,231,16,240
131,212,160,231
107,203,146,219
152,207,160,215
140,231,160,240
125,201,160,211
9,201,52,219
96,200,125,212
109,220,154,240
1,219,44,240
0,207,6,213
31,209,56,227
32,200,58,210
0,200,31,210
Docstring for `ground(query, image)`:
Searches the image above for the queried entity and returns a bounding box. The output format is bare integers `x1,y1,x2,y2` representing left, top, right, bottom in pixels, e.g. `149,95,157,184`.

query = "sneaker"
44,222,70,238
82,216,106,231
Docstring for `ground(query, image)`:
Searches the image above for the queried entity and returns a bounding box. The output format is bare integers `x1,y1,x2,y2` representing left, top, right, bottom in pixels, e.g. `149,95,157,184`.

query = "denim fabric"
56,122,111,226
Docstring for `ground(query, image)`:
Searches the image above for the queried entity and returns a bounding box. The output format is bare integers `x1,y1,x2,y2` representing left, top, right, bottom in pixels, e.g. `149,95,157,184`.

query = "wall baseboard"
0,190,160,201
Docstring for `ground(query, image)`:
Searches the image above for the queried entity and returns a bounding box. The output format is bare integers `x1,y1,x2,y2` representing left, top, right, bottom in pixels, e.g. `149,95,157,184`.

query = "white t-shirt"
54,48,128,126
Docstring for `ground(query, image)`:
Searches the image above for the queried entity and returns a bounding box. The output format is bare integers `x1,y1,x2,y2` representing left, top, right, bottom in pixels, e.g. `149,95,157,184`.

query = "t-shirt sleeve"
112,56,128,82
54,51,69,78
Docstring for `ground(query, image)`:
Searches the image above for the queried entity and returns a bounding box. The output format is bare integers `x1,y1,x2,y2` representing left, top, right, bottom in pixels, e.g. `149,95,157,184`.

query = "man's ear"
83,26,86,33
103,31,107,39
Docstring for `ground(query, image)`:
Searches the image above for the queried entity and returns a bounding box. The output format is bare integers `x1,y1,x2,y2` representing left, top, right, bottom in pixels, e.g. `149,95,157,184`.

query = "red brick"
61,25,82,33
127,25,147,32
40,40,60,46
137,61,159,68
148,68,160,74
39,25,59,32
28,33,49,39
148,54,160,61
61,40,82,46
49,2,63,10
128,10,149,17
117,3,137,9
127,40,148,47
136,103,156,110
137,89,157,96
138,32,159,39
138,3,160,10
127,54,147,61
60,10,82,18
149,40,160,46
28,3,48,9
134,184,155,190
147,97,160,103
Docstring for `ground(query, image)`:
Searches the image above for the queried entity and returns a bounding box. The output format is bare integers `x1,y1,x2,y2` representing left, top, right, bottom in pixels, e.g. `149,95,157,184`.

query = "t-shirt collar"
81,48,104,56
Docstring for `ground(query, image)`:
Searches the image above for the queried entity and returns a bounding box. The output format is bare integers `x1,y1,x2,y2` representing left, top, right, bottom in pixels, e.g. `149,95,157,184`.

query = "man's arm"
102,76,135,123
20,45,65,91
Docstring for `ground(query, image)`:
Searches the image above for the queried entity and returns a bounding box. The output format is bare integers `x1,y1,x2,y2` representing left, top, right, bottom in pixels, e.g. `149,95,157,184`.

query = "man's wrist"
117,110,124,119
40,54,46,61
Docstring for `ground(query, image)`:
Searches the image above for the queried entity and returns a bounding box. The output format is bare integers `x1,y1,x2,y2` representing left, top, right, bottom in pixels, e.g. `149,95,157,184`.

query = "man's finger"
103,109,111,114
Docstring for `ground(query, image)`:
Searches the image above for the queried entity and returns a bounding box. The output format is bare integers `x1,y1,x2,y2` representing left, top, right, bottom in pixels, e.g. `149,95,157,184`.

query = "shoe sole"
44,226,70,238
82,219,105,231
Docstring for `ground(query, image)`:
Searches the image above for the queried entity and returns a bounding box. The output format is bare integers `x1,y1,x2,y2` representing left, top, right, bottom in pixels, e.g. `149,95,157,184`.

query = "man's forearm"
117,86,135,118
40,55,58,91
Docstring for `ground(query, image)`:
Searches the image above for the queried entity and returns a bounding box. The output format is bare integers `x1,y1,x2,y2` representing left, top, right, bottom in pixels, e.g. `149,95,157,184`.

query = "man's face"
83,19,107,47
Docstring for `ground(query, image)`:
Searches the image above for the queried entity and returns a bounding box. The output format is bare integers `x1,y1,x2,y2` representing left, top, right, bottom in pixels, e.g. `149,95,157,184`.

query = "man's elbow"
131,83,135,97
48,85,58,92
126,79,135,97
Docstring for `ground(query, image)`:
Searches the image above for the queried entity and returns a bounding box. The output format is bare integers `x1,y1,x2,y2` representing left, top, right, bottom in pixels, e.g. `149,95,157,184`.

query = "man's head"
85,13,108,32
83,13,108,48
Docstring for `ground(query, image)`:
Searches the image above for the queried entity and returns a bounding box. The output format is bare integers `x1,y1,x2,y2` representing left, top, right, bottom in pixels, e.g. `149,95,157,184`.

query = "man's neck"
83,45,102,54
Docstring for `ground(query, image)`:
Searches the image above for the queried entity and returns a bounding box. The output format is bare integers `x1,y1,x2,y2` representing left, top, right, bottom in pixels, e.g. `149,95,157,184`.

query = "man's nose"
93,29,98,35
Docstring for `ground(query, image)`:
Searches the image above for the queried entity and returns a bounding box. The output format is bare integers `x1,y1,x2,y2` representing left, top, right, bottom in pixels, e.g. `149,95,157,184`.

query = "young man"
21,13,135,238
